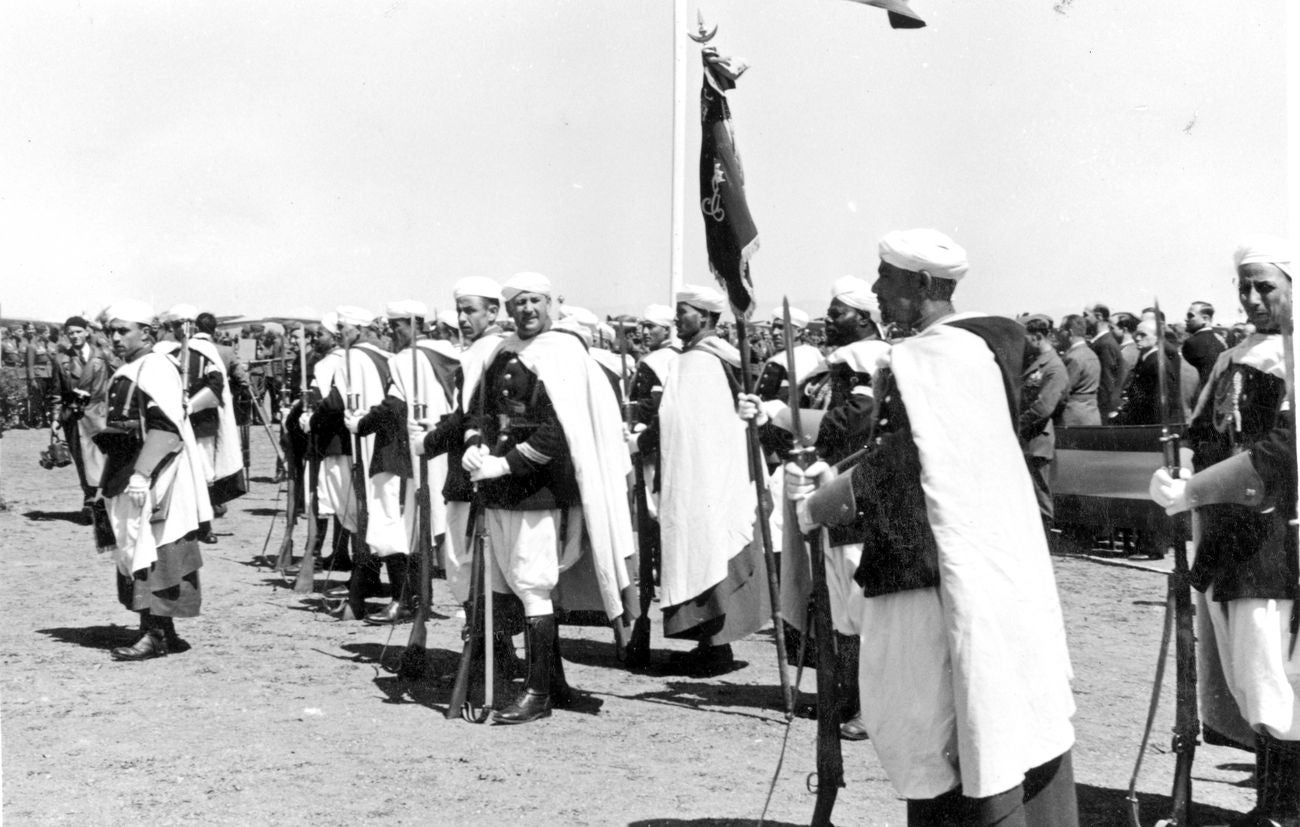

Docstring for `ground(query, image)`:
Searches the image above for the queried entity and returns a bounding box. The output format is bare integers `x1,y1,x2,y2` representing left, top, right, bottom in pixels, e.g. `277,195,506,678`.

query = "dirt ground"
0,425,1264,826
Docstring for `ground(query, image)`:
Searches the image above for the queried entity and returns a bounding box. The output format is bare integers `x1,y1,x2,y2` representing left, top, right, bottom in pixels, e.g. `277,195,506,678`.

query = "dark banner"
699,58,758,318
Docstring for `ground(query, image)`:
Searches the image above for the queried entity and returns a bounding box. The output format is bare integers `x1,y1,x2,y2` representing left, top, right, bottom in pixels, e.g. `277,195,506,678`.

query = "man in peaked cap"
629,284,771,675
95,300,207,660
50,313,113,520
457,272,636,724
788,230,1078,824
1151,236,1299,827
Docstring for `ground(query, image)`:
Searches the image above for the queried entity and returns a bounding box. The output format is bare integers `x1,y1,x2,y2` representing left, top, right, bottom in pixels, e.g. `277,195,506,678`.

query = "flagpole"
669,0,687,304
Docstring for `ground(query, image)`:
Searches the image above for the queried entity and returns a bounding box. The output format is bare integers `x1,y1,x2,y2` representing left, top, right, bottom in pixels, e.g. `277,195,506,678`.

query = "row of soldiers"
84,227,1298,825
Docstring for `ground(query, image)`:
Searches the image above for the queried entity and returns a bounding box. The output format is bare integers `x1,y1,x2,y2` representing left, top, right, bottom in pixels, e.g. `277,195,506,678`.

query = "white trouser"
318,455,358,531
484,506,583,616
1205,585,1300,740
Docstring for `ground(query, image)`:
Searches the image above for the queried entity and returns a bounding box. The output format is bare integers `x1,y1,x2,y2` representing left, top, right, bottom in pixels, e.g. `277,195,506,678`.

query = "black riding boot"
111,611,169,661
494,614,555,724
551,627,573,707
365,555,414,625
1262,733,1300,827
836,632,868,740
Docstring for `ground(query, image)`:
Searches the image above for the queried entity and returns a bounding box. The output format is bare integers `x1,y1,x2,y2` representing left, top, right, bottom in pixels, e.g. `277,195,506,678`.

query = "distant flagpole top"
689,9,718,43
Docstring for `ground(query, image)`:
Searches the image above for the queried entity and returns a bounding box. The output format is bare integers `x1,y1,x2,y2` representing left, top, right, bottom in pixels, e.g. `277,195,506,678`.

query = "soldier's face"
1237,263,1292,335
506,292,551,340
66,326,88,347
313,328,336,353
108,319,149,361
388,318,414,351
457,296,497,342
872,262,923,328
674,302,707,340
640,322,669,349
824,298,867,347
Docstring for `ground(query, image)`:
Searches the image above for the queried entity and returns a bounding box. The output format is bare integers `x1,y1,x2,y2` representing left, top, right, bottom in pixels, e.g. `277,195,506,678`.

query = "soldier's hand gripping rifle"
400,319,436,680
1127,298,1198,827
446,374,495,722
781,297,844,827
621,339,654,669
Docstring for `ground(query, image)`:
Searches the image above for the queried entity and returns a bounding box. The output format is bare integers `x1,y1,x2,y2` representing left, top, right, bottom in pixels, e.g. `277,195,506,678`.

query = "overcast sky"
1,0,1291,327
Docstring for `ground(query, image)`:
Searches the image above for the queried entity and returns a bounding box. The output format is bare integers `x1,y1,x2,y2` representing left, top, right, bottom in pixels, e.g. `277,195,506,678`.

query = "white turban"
336,305,374,327
501,272,553,302
385,300,428,320
643,304,675,328
772,305,810,328
878,228,969,281
831,275,878,317
160,303,198,323
320,311,339,331
560,305,600,329
1235,235,1294,279
454,276,502,302
676,284,727,314
106,300,156,327
436,309,459,329
262,321,285,337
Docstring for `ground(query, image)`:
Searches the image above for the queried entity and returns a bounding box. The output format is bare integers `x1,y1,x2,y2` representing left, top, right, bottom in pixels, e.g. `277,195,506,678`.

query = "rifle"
621,341,654,669
446,500,494,721
274,330,304,573
339,344,374,620
447,372,495,721
292,330,322,594
734,314,795,719
782,298,843,826
1140,298,1199,826
400,322,435,679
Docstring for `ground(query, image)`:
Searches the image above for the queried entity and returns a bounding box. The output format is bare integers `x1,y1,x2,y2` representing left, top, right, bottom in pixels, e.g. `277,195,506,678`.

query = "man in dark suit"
1084,303,1123,420
1180,300,1227,393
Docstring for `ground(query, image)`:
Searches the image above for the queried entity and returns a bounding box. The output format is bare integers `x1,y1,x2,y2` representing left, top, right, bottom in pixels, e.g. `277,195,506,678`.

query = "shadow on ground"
1076,782,1244,826
24,509,87,525
37,625,139,650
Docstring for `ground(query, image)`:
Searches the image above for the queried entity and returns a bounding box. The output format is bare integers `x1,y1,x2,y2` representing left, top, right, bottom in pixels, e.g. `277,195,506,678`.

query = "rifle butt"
809,532,845,827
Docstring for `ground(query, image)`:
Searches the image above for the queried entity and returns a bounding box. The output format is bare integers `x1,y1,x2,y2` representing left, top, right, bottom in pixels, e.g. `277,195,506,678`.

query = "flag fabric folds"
699,49,759,318
844,0,927,29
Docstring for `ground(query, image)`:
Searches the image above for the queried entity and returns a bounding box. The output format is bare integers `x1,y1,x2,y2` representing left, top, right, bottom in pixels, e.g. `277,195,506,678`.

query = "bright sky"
1,0,1291,327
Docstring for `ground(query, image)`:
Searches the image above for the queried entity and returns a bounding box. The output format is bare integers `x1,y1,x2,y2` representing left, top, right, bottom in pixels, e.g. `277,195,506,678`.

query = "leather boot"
836,633,869,741
551,628,573,707
112,614,169,661
364,556,413,624
1262,734,1300,827
493,614,555,724
156,615,190,653
337,554,383,621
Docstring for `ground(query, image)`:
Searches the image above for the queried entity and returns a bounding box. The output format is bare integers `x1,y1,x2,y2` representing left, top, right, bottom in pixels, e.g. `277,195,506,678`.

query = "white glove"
461,444,490,474
736,393,766,425
796,498,817,536
783,460,830,502
1149,467,1192,515
344,411,363,434
626,429,641,456
470,455,510,481
298,412,312,433
408,420,431,456
126,472,150,508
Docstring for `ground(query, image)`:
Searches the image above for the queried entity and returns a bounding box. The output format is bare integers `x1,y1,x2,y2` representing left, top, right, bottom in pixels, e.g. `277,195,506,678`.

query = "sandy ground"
0,425,1263,826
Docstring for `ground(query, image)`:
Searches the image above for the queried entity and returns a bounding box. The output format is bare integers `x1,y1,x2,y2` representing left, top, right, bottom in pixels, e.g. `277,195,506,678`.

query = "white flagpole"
669,0,687,304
